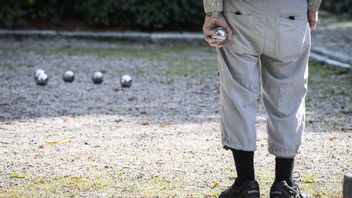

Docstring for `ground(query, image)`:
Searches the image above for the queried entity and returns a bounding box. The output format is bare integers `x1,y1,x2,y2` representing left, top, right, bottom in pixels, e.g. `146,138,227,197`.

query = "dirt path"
0,38,351,197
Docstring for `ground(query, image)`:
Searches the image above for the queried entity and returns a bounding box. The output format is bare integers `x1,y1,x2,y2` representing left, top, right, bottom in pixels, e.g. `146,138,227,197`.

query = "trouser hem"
268,144,299,158
222,142,257,152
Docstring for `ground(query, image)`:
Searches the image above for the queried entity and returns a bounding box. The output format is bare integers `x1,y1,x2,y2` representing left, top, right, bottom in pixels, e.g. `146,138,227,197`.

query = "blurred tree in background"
0,0,351,30
0,0,204,30
322,0,352,16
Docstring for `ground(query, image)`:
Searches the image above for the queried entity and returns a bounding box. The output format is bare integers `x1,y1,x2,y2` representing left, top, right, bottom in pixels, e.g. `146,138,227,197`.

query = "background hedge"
0,0,351,30
0,0,204,30
321,0,352,16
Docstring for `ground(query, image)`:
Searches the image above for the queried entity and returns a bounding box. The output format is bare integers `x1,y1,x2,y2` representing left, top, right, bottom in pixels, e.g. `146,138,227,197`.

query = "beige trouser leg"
218,0,311,157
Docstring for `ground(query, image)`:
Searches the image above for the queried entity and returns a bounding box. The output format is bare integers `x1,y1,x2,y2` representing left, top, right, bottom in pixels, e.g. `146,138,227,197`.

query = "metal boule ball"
211,27,228,44
34,69,45,80
92,71,103,84
36,73,49,86
120,75,132,88
63,70,74,82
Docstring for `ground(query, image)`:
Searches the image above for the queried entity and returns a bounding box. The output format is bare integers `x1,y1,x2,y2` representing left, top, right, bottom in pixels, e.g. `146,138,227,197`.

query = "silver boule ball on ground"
211,27,228,44
92,71,103,84
36,73,49,86
63,70,74,82
120,75,132,88
34,69,45,80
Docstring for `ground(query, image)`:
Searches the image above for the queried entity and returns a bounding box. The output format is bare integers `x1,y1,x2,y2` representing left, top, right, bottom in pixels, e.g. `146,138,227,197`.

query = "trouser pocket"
275,16,308,60
223,12,257,55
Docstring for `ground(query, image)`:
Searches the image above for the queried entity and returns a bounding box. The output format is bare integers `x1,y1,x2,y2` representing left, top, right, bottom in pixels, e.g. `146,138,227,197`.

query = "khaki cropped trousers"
218,0,311,157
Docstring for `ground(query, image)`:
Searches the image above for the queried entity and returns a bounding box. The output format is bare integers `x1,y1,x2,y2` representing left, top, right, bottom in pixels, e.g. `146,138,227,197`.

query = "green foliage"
1,0,351,30
321,0,352,17
73,0,205,30
0,0,204,30
0,1,28,28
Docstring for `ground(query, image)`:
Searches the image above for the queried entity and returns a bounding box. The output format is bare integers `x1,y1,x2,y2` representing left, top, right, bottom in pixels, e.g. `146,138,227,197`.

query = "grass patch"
2,44,216,77
54,46,166,59
128,176,188,196
52,45,218,77
307,61,351,129
0,170,344,197
335,15,352,23
0,64,18,69
0,174,115,197
308,61,352,100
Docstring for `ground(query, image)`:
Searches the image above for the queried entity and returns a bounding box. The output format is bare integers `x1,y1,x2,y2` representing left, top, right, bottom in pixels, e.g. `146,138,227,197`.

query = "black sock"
275,157,295,186
231,149,255,186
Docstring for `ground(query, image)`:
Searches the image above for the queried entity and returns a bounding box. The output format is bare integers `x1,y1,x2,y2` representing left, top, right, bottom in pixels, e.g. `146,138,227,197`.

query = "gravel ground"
0,18,351,197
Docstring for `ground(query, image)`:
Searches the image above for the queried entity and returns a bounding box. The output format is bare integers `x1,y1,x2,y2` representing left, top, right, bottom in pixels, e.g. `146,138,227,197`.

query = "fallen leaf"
44,139,70,145
45,140,60,145
300,174,317,183
10,172,29,179
156,160,165,165
128,95,137,101
211,181,221,188
159,123,166,128
313,191,326,197
207,192,219,197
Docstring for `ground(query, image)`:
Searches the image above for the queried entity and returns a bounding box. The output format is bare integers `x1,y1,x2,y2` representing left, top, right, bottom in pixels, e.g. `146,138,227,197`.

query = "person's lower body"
217,0,311,197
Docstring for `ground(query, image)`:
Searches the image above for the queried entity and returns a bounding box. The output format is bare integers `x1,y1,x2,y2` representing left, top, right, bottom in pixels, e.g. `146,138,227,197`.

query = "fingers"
203,15,232,48
307,11,318,31
204,36,223,48
209,42,223,48
308,19,317,31
309,22,317,31
203,27,215,37
204,36,216,44
203,25,223,48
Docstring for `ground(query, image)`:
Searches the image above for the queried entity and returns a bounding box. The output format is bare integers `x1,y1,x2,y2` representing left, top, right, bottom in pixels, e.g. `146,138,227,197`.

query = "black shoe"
219,180,260,198
270,181,308,198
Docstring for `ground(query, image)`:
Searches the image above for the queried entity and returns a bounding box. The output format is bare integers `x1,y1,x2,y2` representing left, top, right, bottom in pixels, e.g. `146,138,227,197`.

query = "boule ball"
211,27,228,44
120,75,132,88
92,71,103,84
34,69,45,80
63,70,74,82
36,73,49,86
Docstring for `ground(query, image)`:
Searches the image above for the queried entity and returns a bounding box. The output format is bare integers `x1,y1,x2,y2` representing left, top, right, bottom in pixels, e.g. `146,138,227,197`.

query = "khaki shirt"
203,0,322,13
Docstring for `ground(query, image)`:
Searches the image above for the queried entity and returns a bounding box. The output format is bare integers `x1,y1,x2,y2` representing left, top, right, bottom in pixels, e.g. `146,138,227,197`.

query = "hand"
307,10,318,31
203,14,233,48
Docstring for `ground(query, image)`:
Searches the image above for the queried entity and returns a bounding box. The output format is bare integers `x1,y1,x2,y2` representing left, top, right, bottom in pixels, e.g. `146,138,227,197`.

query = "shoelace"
291,173,306,198
293,172,301,180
